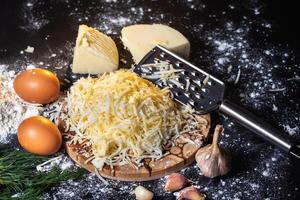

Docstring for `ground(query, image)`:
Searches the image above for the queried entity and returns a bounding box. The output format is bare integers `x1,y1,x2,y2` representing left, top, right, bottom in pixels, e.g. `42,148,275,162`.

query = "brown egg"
14,68,60,104
18,116,62,156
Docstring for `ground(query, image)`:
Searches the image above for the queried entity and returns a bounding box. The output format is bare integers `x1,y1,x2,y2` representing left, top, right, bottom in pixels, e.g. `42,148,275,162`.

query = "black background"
0,0,299,199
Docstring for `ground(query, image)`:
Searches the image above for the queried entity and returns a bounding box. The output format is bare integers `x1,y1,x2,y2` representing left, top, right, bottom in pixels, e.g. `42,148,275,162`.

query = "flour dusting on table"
0,0,299,199
0,65,42,144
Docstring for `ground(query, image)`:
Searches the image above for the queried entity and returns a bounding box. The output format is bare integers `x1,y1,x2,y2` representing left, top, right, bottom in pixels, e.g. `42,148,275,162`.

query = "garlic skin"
134,186,153,200
164,173,188,192
177,186,206,200
195,125,232,178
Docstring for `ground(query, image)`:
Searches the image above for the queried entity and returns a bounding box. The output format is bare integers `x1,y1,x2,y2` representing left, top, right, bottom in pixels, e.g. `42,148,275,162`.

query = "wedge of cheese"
72,25,119,74
121,24,190,63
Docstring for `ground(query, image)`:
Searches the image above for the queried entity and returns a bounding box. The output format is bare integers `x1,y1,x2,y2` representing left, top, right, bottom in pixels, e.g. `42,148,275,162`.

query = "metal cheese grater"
133,45,300,160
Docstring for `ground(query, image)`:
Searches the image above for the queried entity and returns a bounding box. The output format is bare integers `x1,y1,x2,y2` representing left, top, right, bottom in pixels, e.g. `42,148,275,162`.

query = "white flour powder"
0,65,41,144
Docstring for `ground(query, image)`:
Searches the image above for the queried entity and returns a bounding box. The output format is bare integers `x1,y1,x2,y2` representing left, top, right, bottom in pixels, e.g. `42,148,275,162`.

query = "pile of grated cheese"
67,71,182,168
66,70,201,169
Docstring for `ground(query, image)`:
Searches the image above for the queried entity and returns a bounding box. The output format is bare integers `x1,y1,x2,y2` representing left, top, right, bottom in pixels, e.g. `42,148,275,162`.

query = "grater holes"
174,90,184,97
178,77,185,83
194,93,202,99
190,85,196,91
154,58,160,63
160,52,166,58
188,99,195,106
193,86,201,92
190,71,196,76
206,81,212,86
194,91,205,99
180,70,187,75
168,82,179,89
183,92,190,98
192,79,201,86
176,62,183,68
189,70,202,78
205,80,216,86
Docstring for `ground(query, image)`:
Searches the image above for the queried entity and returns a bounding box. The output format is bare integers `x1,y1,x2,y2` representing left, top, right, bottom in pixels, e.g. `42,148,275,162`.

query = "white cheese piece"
24,46,34,53
72,25,119,74
134,186,153,200
121,24,190,63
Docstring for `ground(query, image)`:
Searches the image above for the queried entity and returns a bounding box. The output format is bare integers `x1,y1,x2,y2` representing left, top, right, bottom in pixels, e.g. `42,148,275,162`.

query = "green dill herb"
0,149,85,200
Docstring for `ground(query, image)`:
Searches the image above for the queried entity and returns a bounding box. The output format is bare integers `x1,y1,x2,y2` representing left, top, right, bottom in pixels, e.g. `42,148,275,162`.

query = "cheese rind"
121,24,190,63
72,25,119,74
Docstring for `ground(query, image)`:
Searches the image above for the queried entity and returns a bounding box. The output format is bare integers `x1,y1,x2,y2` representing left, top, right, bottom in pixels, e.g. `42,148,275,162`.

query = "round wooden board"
63,114,210,181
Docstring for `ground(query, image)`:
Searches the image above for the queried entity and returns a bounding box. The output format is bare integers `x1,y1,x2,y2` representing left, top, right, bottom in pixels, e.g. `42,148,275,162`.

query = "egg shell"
18,116,62,156
13,68,60,104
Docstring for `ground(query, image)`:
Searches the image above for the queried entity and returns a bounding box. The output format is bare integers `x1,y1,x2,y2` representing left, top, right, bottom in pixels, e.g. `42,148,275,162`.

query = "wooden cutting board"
62,114,210,181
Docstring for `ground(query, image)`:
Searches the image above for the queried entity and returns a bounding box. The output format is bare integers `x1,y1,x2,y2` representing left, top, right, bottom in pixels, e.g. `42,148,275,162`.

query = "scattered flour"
283,125,298,136
36,154,76,172
20,0,49,31
0,65,42,144
1,0,299,199
0,63,65,144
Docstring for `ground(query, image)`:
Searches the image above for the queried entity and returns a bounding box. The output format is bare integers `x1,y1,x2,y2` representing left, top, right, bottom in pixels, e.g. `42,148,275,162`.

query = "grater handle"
219,100,300,160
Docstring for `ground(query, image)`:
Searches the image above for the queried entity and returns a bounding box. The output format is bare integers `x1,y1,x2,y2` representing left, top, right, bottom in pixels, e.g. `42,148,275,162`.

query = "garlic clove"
195,125,232,178
134,186,154,200
177,186,206,200
164,173,189,192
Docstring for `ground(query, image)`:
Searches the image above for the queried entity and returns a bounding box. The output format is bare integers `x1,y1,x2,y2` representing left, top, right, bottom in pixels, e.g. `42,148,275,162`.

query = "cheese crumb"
24,46,34,53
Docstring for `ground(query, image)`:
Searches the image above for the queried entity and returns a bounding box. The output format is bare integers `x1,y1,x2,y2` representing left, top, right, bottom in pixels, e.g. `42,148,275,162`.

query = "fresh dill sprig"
0,149,85,200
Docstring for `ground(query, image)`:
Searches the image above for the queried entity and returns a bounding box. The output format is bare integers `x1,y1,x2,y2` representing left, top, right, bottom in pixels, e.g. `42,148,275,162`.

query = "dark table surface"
0,0,299,199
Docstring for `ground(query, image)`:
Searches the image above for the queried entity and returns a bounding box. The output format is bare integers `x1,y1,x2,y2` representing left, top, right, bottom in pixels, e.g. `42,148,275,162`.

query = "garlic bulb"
195,125,231,178
134,186,153,200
